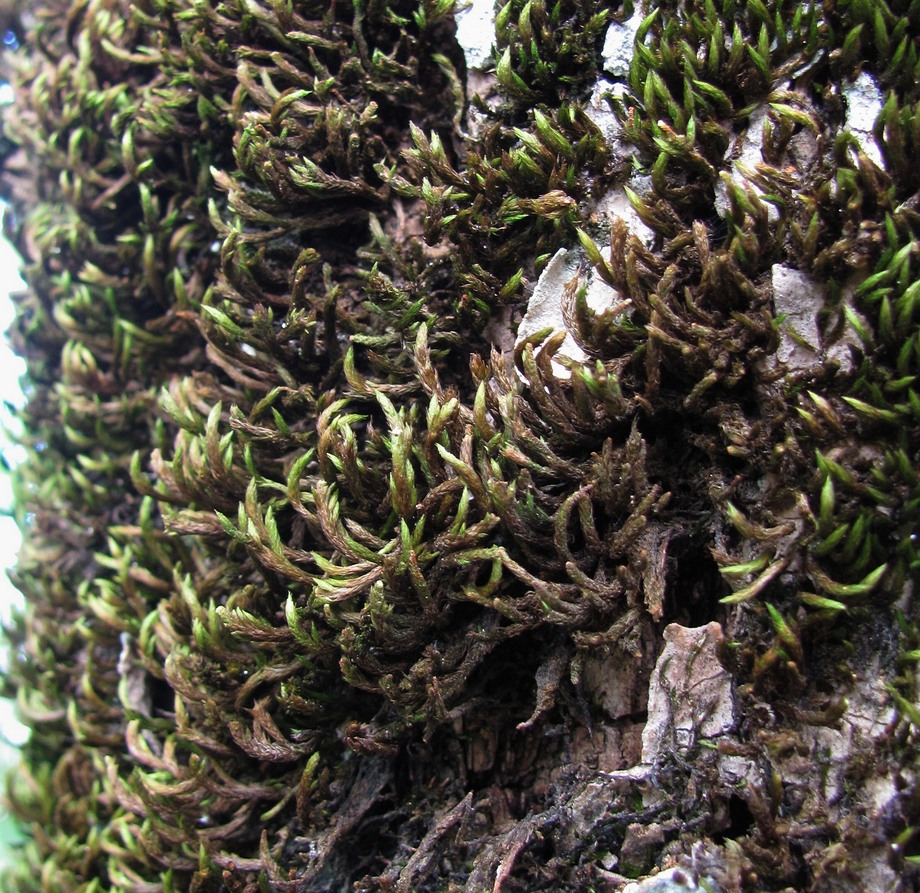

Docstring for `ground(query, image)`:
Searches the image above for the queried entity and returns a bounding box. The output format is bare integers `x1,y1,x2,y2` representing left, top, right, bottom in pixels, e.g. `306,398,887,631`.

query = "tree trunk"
1,1,918,891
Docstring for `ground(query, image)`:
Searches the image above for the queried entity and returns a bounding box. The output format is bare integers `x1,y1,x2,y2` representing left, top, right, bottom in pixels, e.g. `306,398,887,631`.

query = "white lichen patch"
517,249,580,353
772,263,821,368
585,78,627,147
516,247,626,376
595,177,657,251
602,5,645,79
622,866,713,893
454,0,495,71
843,71,884,169
715,106,779,223
770,264,861,374
641,623,735,763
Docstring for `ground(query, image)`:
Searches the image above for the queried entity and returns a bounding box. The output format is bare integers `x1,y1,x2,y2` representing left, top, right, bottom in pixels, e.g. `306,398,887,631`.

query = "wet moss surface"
0,0,919,890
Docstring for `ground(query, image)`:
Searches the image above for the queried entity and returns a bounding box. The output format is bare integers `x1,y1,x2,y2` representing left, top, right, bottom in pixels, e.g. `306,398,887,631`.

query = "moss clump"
1,0,919,890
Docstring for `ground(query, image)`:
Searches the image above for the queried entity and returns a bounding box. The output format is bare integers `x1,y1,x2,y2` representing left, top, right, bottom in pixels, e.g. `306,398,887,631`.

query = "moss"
0,0,919,889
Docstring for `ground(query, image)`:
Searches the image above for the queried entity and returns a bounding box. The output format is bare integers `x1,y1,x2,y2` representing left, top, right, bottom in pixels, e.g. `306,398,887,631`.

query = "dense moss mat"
0,0,919,889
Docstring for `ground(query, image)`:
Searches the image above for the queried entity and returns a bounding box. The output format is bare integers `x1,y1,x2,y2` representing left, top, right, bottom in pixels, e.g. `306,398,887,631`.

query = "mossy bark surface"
1,0,919,890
